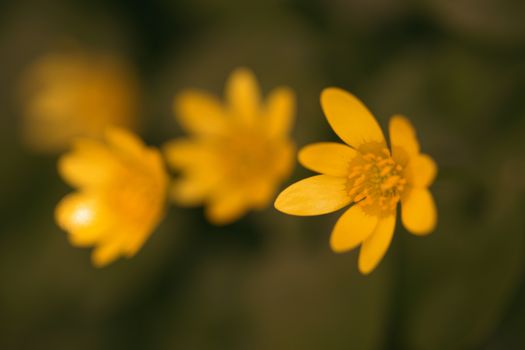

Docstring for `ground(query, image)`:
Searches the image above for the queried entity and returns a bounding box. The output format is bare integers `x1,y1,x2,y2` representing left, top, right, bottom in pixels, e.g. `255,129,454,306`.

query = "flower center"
347,147,406,215
220,129,279,182
106,167,163,229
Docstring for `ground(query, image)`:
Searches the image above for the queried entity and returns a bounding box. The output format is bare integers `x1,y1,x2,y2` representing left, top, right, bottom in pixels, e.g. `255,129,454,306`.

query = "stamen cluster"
347,148,406,215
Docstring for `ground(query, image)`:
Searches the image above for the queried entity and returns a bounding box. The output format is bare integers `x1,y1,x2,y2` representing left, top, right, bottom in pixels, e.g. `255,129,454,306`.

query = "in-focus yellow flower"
275,88,437,274
55,127,168,267
20,51,138,152
164,68,295,225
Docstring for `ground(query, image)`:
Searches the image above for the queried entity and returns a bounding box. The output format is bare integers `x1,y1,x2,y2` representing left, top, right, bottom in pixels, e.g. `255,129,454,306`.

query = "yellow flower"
55,127,168,267
275,88,437,274
164,68,295,225
20,51,138,152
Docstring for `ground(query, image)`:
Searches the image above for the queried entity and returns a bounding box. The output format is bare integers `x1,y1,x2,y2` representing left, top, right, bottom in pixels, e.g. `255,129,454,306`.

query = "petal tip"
91,245,119,268
401,189,437,236
406,221,436,236
229,66,256,82
273,191,288,213
390,114,411,125
357,261,375,275
329,236,352,254
320,87,345,105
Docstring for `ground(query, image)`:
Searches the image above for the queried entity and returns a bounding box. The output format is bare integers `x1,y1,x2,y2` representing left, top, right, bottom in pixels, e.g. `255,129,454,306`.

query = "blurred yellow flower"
55,127,168,267
164,68,295,225
275,88,437,274
20,51,138,152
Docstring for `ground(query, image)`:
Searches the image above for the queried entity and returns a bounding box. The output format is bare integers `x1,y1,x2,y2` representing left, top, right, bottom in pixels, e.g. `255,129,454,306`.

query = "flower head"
20,51,138,152
55,127,168,267
164,68,295,225
275,88,437,274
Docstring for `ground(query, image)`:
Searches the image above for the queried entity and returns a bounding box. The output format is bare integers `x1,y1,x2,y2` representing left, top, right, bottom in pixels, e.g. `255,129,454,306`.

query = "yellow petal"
105,127,145,159
170,173,218,206
55,193,111,247
401,188,437,235
274,175,351,216
320,88,385,148
330,205,378,253
144,148,169,188
226,68,261,124
298,142,356,177
358,213,396,274
389,115,420,164
174,90,228,136
163,139,215,169
92,240,122,267
58,140,118,188
249,180,276,209
206,190,247,225
271,139,295,178
123,227,151,257
164,140,221,206
408,154,437,188
265,87,295,138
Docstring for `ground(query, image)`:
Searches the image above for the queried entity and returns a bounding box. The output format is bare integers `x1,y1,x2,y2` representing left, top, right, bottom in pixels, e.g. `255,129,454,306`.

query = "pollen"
347,147,406,215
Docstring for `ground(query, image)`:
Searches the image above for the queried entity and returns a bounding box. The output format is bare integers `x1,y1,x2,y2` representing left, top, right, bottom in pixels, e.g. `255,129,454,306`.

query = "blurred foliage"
1,0,525,349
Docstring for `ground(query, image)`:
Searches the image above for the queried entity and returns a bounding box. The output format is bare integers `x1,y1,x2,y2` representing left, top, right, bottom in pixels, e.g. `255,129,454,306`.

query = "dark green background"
1,0,525,349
